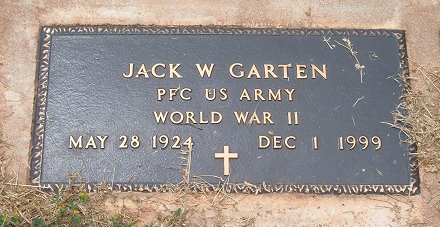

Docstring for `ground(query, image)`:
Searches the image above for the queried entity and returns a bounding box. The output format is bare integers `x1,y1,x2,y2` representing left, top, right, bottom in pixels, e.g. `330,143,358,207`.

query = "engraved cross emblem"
215,146,239,176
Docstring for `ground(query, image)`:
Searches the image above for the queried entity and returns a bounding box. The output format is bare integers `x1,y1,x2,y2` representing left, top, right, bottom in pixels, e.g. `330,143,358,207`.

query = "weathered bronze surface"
31,26,419,194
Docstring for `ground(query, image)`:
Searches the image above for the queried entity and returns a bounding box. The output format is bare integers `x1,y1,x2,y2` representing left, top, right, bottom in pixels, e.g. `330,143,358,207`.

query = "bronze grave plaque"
31,26,419,194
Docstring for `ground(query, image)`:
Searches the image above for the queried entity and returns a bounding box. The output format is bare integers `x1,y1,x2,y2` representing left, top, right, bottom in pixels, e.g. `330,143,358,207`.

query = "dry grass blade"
388,63,440,172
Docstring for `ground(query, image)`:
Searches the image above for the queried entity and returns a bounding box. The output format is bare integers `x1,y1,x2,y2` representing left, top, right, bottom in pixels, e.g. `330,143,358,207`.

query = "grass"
0,145,247,226
0,167,196,226
0,164,132,226
156,208,187,227
388,63,440,172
